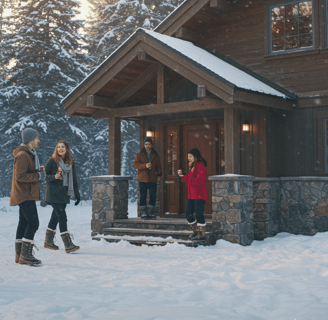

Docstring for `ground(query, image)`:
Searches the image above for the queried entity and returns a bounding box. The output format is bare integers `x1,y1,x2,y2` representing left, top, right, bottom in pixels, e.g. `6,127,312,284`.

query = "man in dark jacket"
10,128,42,266
134,137,162,220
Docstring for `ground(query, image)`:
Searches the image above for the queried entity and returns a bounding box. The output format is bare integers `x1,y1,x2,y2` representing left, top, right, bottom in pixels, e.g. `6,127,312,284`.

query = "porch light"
146,127,154,138
242,120,250,133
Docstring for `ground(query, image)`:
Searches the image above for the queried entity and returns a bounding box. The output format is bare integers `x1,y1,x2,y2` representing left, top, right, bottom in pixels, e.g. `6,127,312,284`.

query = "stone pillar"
209,175,254,246
89,175,133,236
253,178,280,240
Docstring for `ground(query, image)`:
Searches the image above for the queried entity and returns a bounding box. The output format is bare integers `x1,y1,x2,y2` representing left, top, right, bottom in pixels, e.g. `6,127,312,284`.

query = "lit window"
269,1,313,53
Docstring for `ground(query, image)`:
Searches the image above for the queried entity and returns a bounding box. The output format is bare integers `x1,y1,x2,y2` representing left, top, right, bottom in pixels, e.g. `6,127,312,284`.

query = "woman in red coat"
177,148,208,242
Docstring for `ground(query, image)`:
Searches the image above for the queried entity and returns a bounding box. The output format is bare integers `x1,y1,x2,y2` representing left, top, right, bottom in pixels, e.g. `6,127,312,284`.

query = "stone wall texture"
90,176,132,236
253,179,280,240
209,176,254,246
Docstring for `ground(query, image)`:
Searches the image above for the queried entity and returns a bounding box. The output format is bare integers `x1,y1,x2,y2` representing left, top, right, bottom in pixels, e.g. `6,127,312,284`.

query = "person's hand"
75,198,80,206
55,173,62,180
146,163,152,169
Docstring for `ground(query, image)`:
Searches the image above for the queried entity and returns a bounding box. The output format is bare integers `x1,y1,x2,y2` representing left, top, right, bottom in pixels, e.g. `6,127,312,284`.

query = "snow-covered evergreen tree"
0,0,93,196
85,0,183,64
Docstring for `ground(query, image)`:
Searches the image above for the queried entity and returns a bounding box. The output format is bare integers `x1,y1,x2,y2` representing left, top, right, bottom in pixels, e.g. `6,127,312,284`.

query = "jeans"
48,203,68,233
16,200,39,240
139,182,157,207
184,199,206,225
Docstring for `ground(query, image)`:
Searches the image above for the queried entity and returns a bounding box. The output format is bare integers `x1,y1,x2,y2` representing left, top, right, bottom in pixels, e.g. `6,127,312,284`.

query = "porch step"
111,218,213,232
93,233,217,247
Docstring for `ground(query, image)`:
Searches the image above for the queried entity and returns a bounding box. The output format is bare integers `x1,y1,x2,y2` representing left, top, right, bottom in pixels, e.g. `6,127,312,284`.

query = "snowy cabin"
62,0,328,246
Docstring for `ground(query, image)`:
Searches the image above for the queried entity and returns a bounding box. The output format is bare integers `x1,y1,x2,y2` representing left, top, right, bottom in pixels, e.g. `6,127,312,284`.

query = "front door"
163,120,224,218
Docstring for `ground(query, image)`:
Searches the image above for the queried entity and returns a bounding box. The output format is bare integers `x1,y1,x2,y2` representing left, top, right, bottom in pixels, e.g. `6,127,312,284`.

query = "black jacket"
44,158,80,204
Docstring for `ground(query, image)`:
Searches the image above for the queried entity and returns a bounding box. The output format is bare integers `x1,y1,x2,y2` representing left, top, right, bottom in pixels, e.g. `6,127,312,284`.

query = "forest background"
0,0,183,203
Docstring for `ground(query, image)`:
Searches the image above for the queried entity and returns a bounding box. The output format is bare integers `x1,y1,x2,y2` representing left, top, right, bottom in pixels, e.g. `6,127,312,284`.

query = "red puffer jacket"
181,162,208,202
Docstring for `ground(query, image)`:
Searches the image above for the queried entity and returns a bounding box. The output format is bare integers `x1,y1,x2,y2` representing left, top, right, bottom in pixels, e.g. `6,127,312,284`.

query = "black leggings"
184,199,206,225
16,200,40,240
48,203,68,233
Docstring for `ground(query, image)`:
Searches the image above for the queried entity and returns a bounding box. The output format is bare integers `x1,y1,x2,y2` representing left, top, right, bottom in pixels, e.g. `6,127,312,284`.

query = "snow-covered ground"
1,197,328,320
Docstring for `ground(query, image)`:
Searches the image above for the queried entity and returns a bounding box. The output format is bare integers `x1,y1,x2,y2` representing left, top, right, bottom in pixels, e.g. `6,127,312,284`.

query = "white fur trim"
60,230,70,236
197,223,206,227
22,238,35,244
188,220,197,225
47,227,56,233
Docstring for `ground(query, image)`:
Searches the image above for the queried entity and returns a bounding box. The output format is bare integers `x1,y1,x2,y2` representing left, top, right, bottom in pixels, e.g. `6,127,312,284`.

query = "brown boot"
44,228,59,250
19,238,42,266
15,240,22,263
191,225,206,242
188,222,198,240
60,231,80,253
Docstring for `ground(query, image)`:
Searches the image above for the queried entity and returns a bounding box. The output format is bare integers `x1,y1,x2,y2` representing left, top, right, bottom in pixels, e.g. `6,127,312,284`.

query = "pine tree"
0,0,93,196
85,0,183,64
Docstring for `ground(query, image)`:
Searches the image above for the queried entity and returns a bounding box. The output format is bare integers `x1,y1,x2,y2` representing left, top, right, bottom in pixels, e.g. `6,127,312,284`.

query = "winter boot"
19,238,42,266
188,222,198,240
15,240,22,264
140,206,148,220
44,228,59,250
147,205,156,220
191,225,206,242
60,231,80,253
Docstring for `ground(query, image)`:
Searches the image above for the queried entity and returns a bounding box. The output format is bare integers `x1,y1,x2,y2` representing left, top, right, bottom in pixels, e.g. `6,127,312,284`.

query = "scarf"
59,157,75,197
22,143,40,171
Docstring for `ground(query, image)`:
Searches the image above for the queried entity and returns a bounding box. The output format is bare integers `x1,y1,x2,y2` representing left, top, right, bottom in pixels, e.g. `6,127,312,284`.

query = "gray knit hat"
21,128,39,144
144,137,153,145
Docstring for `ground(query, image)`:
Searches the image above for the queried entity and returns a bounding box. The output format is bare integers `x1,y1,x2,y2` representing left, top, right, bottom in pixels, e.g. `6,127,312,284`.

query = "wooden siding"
194,0,328,98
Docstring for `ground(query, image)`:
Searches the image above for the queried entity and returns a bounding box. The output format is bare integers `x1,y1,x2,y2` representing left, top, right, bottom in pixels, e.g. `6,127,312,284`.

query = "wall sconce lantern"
146,127,154,138
242,120,250,133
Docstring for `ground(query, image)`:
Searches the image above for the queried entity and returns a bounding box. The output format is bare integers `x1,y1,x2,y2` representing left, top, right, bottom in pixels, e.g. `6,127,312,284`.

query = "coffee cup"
39,166,45,173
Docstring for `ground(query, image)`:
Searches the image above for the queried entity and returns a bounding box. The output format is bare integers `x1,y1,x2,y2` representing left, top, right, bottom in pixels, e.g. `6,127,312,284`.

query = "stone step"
93,233,217,247
112,218,213,232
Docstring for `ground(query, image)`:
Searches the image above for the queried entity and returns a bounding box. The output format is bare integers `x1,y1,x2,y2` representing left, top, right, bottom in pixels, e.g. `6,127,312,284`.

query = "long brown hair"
52,140,73,165
188,148,207,170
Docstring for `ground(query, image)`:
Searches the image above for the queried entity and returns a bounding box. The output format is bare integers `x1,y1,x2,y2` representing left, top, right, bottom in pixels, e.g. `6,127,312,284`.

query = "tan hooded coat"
10,145,40,206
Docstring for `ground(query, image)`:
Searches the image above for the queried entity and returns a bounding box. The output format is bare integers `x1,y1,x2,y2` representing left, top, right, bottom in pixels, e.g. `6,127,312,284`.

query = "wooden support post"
210,0,233,12
157,64,169,104
108,117,121,175
139,118,145,150
176,27,198,42
138,50,158,63
87,95,114,109
259,109,268,177
224,108,240,174
197,85,207,99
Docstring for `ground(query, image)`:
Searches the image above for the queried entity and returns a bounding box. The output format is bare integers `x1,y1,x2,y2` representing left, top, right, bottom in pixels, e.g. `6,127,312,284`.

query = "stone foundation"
209,175,254,246
89,175,133,236
253,178,280,240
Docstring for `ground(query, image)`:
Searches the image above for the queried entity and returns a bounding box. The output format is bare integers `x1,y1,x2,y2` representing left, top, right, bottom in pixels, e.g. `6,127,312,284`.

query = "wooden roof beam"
113,63,158,106
176,27,199,42
138,50,158,63
157,64,169,104
87,95,114,109
210,0,233,12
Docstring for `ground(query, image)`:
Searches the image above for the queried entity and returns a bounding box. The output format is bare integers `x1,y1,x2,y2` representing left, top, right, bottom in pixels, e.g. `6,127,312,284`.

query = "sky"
77,0,91,20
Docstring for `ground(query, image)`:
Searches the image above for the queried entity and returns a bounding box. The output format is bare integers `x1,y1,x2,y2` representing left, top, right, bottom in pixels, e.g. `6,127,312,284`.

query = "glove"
176,176,182,182
74,198,80,206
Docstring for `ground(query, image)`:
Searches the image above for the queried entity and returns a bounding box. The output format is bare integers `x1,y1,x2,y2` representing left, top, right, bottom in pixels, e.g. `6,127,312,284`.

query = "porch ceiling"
62,29,296,118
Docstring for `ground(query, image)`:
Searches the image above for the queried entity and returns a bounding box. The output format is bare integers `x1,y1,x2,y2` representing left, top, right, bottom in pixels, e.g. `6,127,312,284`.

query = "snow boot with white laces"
60,231,80,253
191,225,206,242
140,206,148,220
19,238,42,266
147,205,156,220
188,221,198,240
15,239,22,264
44,228,59,250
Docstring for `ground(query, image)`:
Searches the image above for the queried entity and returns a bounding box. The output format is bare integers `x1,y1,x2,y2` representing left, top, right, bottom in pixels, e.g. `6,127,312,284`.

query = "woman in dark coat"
177,148,208,242
43,140,80,253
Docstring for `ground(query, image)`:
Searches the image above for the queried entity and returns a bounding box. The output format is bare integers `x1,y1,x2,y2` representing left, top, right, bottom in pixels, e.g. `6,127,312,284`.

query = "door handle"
165,181,175,184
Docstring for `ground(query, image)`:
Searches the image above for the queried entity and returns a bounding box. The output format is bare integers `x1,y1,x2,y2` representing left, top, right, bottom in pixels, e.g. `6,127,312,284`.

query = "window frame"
317,111,328,175
264,0,320,57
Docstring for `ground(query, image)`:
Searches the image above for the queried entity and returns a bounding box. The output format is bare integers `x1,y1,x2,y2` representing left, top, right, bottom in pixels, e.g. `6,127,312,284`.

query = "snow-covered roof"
143,29,289,99
62,28,294,106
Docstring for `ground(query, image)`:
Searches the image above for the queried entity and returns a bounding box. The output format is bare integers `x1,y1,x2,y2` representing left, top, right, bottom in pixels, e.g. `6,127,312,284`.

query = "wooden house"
62,0,328,246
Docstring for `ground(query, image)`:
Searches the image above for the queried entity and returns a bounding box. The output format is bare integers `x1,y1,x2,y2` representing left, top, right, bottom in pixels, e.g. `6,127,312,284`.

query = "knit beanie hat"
21,128,39,144
188,148,201,159
144,137,153,145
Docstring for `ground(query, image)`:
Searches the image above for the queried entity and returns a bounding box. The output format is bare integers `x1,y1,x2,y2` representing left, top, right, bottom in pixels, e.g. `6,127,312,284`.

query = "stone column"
89,175,133,236
209,175,254,246
253,178,280,240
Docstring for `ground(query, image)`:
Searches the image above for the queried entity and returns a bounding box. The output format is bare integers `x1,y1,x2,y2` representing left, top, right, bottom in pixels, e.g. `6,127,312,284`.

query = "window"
269,1,314,53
